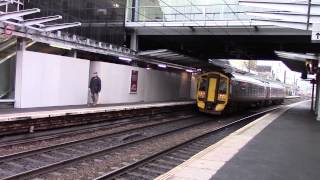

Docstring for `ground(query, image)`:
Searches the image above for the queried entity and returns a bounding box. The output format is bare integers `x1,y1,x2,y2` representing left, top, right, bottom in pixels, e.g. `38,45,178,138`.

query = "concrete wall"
15,51,90,108
14,50,192,108
89,61,191,104
190,74,197,100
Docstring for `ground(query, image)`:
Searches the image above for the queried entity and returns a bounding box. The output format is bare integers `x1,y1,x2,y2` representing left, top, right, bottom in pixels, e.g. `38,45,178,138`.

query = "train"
196,71,286,114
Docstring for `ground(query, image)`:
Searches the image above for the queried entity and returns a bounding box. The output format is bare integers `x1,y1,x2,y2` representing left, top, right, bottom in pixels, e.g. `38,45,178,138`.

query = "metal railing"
126,4,272,23
46,31,136,56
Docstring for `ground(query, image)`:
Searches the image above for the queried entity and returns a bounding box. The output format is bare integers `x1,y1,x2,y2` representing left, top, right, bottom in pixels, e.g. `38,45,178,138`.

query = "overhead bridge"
125,1,320,36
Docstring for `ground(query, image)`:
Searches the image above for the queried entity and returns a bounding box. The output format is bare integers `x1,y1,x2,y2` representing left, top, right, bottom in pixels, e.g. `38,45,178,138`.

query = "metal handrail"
126,4,273,22
0,99,15,103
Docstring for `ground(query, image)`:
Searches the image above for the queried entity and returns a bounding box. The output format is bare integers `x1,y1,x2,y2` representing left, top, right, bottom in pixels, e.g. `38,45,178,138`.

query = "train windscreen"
199,78,208,91
218,77,227,94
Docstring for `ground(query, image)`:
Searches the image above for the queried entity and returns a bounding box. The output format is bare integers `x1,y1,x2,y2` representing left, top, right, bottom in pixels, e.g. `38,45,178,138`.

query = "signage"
0,24,15,41
130,70,138,94
312,23,320,43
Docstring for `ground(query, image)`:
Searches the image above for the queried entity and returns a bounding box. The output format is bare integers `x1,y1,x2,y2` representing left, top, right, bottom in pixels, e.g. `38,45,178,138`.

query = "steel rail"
0,111,193,148
1,116,209,180
94,106,282,180
0,114,199,163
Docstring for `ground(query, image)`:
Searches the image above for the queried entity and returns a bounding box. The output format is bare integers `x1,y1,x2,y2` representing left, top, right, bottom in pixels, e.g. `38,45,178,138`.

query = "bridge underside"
137,35,320,60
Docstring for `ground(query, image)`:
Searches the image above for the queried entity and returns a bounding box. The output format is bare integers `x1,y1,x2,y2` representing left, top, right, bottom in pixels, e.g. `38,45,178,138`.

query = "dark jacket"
89,76,101,93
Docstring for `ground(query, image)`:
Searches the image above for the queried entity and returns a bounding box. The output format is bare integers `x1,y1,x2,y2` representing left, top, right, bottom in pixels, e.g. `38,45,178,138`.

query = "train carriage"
196,71,286,115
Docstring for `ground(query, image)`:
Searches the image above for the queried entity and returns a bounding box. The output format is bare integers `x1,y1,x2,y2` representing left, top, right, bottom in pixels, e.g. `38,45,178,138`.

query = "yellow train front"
197,72,230,114
196,71,286,115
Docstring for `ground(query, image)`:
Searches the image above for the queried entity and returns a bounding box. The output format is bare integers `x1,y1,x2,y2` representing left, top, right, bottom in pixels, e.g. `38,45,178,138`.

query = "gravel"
0,112,195,156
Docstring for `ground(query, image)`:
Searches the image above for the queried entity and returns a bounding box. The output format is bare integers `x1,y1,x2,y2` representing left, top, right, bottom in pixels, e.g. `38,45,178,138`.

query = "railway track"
0,99,302,180
26,107,277,179
0,110,195,148
94,106,281,180
0,115,209,180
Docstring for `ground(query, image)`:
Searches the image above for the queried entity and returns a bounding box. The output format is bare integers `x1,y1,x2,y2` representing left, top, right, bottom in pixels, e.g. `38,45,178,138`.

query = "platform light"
50,44,72,50
146,67,151,70
186,69,194,73
158,64,167,68
197,69,202,72
118,56,132,62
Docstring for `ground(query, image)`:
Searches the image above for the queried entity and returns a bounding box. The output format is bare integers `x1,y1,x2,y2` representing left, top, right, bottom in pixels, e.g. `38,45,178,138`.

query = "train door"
197,77,208,109
205,75,220,110
207,77,218,102
215,76,229,112
197,75,219,110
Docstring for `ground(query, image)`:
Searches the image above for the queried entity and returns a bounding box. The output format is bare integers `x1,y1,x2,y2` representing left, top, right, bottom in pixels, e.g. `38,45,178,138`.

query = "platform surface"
0,100,195,122
157,101,320,180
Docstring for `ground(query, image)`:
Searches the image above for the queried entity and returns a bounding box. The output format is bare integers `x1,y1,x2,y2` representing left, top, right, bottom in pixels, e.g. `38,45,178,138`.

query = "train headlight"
198,91,206,98
218,94,225,100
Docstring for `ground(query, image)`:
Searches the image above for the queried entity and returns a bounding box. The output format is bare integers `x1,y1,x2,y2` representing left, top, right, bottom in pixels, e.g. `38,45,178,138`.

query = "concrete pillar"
132,0,139,22
315,72,320,120
14,38,26,108
130,30,139,51
315,79,319,113
316,73,320,115
311,82,315,111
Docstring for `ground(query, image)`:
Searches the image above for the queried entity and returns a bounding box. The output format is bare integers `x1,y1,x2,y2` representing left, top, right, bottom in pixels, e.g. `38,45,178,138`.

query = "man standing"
89,72,101,106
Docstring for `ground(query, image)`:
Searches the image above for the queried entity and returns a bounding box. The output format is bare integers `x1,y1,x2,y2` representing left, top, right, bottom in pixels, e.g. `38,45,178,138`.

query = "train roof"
231,72,285,89
231,73,266,86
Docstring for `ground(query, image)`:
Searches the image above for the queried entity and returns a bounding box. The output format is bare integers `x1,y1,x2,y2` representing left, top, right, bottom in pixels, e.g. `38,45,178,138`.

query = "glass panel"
199,78,208,91
0,37,16,100
130,0,274,22
24,0,127,45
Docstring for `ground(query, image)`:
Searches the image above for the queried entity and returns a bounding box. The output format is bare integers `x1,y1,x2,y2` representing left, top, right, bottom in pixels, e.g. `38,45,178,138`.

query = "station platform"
0,100,195,122
156,100,320,180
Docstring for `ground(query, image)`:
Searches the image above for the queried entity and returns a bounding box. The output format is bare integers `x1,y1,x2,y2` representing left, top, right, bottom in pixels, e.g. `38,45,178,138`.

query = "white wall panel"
89,61,192,104
16,51,90,108
190,75,197,99
15,52,192,108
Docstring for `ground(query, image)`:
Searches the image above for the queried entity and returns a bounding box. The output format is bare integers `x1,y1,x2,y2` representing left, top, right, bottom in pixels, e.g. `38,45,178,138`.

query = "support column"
315,72,320,120
14,38,26,108
130,30,139,51
132,0,139,22
311,81,315,111
315,78,319,113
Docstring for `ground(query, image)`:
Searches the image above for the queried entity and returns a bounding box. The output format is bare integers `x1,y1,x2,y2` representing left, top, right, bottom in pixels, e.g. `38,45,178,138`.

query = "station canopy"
134,0,320,74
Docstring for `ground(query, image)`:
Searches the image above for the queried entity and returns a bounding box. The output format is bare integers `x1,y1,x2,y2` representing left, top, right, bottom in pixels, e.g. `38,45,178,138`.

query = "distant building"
256,65,272,80
228,60,257,73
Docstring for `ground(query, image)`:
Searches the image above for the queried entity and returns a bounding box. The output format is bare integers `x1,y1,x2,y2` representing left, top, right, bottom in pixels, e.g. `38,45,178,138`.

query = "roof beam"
41,22,81,32
22,15,62,26
252,19,309,30
239,1,320,14
138,49,168,55
157,54,182,58
275,51,318,61
0,8,40,21
148,52,176,57
0,1,8,6
247,12,320,23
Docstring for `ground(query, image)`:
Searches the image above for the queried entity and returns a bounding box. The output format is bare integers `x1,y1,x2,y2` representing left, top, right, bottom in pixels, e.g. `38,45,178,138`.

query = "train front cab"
197,73,230,114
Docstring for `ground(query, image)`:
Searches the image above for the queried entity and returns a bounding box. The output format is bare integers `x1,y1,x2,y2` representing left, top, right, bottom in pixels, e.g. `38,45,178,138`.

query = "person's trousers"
91,93,99,105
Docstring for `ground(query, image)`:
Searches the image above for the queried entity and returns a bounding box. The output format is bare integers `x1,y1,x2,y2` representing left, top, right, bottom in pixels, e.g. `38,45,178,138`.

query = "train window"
199,78,208,91
218,77,227,94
